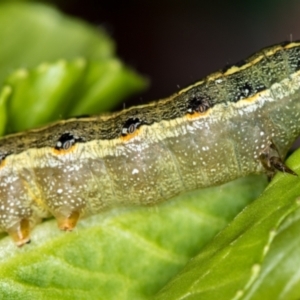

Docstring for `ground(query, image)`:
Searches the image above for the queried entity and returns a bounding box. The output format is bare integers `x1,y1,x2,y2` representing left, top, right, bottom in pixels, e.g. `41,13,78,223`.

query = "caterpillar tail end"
6,219,31,247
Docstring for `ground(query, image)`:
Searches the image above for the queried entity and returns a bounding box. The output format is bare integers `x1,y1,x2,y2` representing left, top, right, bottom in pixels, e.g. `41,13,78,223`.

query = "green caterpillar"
0,41,299,246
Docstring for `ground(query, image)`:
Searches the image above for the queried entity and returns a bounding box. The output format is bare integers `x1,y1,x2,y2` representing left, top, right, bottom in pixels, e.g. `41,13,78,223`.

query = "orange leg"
56,210,81,231
6,218,31,247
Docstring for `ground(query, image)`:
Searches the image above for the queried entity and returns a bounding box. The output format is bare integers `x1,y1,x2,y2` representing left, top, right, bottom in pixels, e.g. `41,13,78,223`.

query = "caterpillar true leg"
6,218,31,247
55,210,81,231
259,143,297,178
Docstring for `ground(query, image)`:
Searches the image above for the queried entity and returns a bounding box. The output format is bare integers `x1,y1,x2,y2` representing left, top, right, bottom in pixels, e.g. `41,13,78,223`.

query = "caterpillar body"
1,41,300,246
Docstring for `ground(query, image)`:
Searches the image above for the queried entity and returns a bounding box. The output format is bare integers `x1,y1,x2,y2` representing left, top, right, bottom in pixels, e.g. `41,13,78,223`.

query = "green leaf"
0,2,147,133
0,2,114,87
0,175,266,299
155,151,300,300
69,60,147,117
5,58,146,132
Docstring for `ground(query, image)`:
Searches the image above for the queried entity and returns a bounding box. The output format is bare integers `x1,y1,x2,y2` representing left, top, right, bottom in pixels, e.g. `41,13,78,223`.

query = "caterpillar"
1,41,300,247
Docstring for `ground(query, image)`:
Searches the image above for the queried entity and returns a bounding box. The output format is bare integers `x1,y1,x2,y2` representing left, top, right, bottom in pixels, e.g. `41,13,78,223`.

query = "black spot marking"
187,95,211,114
233,82,266,102
55,133,83,150
240,82,253,97
234,82,254,101
122,118,143,136
0,153,7,164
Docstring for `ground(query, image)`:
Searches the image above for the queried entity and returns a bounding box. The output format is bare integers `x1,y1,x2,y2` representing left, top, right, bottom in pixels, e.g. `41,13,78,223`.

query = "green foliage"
0,2,300,300
0,1,146,133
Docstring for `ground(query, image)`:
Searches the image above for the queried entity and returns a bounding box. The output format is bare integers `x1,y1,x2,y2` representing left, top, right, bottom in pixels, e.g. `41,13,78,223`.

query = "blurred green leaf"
0,2,113,86
69,59,147,116
5,58,146,132
0,2,147,133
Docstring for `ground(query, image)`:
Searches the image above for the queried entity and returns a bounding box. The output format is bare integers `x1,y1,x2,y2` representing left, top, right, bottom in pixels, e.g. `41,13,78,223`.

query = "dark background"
41,0,300,107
